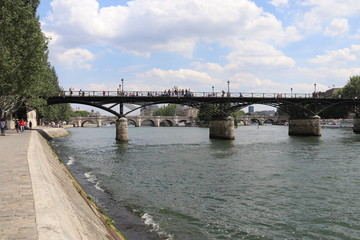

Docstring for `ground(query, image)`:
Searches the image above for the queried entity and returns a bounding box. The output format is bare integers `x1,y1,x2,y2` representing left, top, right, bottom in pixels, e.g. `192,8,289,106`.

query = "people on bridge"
161,87,192,97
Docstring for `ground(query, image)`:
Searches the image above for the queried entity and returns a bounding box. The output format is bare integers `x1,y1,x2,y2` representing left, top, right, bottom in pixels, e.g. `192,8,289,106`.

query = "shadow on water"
115,141,129,154
289,135,322,145
209,139,236,159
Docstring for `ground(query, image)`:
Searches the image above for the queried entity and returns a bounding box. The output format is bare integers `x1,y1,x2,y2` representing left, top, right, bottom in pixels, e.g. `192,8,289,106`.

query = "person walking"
19,119,25,132
29,121,32,130
0,118,6,136
15,119,19,133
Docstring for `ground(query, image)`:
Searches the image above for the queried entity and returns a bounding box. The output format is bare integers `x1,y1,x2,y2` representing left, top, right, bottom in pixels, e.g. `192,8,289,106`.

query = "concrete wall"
27,110,37,128
29,128,125,240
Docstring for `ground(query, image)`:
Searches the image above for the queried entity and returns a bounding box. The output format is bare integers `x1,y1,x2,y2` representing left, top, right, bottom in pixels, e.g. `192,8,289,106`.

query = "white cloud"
192,62,224,73
324,18,349,37
225,40,296,70
351,44,360,54
269,0,288,7
56,48,96,70
43,0,299,56
308,45,360,66
300,67,360,86
298,0,360,34
135,68,219,90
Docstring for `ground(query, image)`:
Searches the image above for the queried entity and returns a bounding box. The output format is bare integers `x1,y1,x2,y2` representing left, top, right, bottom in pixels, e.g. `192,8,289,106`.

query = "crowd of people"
161,88,193,97
63,86,195,98
0,118,32,136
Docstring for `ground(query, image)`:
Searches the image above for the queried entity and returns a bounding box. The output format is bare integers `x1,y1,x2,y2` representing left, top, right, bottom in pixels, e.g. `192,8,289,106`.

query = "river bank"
0,127,126,240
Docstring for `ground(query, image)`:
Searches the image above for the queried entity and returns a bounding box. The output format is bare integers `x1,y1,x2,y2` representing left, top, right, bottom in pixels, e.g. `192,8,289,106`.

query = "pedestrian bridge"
47,89,360,141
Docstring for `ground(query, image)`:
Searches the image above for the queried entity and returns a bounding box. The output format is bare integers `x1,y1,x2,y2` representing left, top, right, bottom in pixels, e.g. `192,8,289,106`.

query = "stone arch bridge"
71,115,196,127
70,115,288,127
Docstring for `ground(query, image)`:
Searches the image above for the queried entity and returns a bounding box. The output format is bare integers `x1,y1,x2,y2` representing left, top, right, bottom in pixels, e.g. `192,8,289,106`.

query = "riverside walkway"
0,129,125,240
0,130,37,239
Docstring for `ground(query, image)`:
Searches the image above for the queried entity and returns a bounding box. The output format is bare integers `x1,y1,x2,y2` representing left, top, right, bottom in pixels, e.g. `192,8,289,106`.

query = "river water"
51,125,360,240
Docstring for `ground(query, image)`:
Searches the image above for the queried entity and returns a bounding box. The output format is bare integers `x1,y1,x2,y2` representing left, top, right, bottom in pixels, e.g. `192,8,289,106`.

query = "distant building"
175,105,199,117
248,106,254,113
319,88,342,98
140,105,159,116
255,110,276,116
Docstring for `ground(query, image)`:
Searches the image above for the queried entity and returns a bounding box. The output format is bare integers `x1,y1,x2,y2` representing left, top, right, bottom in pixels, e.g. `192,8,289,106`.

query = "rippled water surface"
51,126,360,240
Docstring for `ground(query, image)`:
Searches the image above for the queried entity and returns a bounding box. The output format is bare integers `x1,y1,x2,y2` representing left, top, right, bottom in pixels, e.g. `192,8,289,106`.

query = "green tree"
339,75,360,98
232,110,245,116
153,104,177,116
0,0,70,120
197,103,231,125
70,110,92,117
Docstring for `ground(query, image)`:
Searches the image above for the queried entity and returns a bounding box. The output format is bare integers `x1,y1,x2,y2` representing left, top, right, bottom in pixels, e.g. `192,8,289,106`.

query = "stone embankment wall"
29,128,126,240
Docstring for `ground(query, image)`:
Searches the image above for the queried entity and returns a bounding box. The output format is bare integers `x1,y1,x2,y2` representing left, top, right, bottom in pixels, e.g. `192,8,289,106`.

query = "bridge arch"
127,118,137,126
264,118,275,125
142,119,156,127
250,118,262,125
237,119,246,126
101,120,116,126
81,120,98,127
160,119,174,127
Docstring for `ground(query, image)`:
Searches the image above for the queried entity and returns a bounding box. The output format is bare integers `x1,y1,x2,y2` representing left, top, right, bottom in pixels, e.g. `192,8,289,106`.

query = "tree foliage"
319,75,360,119
70,110,92,117
338,75,360,98
153,104,177,116
0,0,69,121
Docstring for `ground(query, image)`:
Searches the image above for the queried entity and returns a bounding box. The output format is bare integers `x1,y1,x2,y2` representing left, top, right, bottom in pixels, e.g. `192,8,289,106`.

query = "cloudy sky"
38,0,360,98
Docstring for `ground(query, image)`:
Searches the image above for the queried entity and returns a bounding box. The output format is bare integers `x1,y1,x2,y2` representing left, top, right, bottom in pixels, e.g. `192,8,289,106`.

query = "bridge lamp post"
291,88,293,98
121,79,124,92
212,86,214,95
227,81,230,97
314,83,317,93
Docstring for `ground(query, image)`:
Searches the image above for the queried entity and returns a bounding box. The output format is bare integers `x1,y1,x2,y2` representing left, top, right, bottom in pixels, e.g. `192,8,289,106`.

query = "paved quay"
0,130,37,240
0,129,126,240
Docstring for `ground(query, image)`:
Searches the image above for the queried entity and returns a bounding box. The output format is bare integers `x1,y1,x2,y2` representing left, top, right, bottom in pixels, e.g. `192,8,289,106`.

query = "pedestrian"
15,119,19,133
29,121,32,130
0,118,6,136
19,119,25,132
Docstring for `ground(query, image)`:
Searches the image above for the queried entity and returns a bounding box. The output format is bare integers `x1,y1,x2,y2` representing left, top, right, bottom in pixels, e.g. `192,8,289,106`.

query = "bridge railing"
59,91,321,99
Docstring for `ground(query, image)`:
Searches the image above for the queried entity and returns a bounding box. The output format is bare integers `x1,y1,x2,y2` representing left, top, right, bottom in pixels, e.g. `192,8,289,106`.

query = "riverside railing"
58,90,333,99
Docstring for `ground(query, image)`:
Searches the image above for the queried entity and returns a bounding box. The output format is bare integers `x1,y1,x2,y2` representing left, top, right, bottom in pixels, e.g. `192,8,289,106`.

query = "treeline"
319,75,360,119
0,0,71,122
153,104,177,116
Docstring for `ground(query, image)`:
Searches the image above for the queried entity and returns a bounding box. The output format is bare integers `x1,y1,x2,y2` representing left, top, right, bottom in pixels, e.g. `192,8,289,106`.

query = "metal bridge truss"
47,91,360,119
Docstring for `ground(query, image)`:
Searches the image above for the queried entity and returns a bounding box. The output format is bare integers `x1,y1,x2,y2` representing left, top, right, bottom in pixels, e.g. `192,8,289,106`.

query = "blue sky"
37,0,360,112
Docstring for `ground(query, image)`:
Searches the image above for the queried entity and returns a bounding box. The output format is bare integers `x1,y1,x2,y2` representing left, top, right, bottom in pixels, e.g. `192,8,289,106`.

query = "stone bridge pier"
288,115,321,136
116,117,128,141
209,116,235,140
353,116,360,133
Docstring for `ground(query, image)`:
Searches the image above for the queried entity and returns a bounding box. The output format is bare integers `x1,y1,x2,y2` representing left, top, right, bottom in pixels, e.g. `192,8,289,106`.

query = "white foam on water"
66,156,75,166
95,180,105,192
141,212,174,240
84,171,105,192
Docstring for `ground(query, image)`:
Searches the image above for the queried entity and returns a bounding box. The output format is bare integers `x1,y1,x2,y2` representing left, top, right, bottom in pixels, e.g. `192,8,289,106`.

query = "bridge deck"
47,90,360,118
